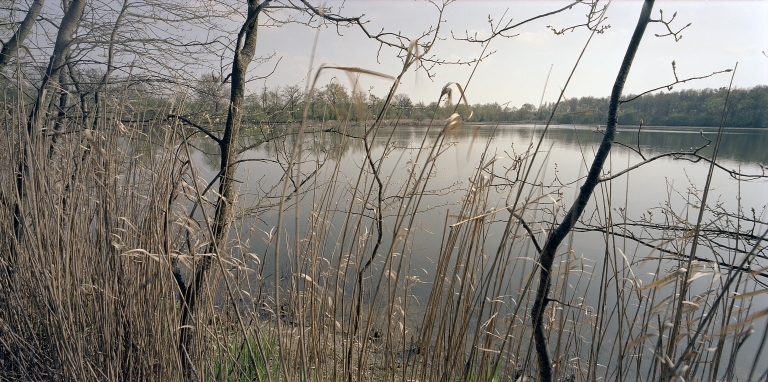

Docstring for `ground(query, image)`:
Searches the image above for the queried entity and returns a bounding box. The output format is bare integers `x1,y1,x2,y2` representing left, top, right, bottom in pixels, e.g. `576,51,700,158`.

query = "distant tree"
517,103,536,121
194,72,228,114
322,82,350,120
281,85,303,121
412,100,427,122
367,92,383,120
393,93,413,109
393,93,413,118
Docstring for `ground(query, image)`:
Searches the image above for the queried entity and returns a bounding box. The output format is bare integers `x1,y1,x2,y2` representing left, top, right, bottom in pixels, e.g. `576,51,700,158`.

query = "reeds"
2,23,768,382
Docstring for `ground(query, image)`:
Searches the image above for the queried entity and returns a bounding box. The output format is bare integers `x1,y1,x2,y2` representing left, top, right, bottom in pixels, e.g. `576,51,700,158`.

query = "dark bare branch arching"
529,2,655,381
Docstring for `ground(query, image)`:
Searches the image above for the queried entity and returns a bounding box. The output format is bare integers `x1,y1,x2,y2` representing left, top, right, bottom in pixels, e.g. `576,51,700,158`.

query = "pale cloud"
515,31,547,45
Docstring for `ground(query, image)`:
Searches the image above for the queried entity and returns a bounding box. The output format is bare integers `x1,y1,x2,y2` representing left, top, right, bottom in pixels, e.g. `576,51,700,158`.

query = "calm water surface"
216,123,767,269
194,123,768,378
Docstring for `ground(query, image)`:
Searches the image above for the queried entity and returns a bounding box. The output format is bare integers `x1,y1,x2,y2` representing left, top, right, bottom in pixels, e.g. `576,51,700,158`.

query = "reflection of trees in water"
252,127,369,160
190,134,223,170
615,128,768,164
127,121,191,166
472,124,768,165
187,124,767,173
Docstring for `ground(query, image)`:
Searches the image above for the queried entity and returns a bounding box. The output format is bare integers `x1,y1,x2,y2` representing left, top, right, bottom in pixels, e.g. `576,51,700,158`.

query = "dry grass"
2,42,768,382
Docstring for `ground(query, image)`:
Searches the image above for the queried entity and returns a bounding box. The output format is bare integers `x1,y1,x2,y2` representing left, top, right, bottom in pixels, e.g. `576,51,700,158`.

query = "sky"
248,0,768,108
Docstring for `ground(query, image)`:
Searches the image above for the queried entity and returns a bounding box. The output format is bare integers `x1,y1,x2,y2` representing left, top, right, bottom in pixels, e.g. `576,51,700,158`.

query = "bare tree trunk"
178,1,270,379
15,0,85,238
29,0,85,134
530,1,655,381
0,0,45,70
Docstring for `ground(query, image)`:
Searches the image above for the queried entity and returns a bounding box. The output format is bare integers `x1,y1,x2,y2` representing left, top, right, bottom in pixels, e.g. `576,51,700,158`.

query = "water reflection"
197,123,768,170
191,123,768,380
218,124,768,282
201,123,768,291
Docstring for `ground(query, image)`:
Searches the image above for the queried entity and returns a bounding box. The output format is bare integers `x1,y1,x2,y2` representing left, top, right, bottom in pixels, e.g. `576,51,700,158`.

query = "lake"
193,122,768,380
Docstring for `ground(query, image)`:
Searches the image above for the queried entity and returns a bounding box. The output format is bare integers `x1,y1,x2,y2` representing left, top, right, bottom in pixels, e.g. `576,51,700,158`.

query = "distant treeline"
189,81,768,128
473,85,768,128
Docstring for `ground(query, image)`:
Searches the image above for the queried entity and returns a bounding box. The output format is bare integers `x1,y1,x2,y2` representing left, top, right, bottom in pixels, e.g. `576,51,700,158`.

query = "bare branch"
599,150,767,183
620,65,732,104
167,114,222,144
650,8,691,42
454,0,583,44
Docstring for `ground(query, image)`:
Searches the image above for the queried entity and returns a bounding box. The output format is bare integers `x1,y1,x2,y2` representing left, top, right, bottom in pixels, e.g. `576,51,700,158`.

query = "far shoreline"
244,119,767,130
